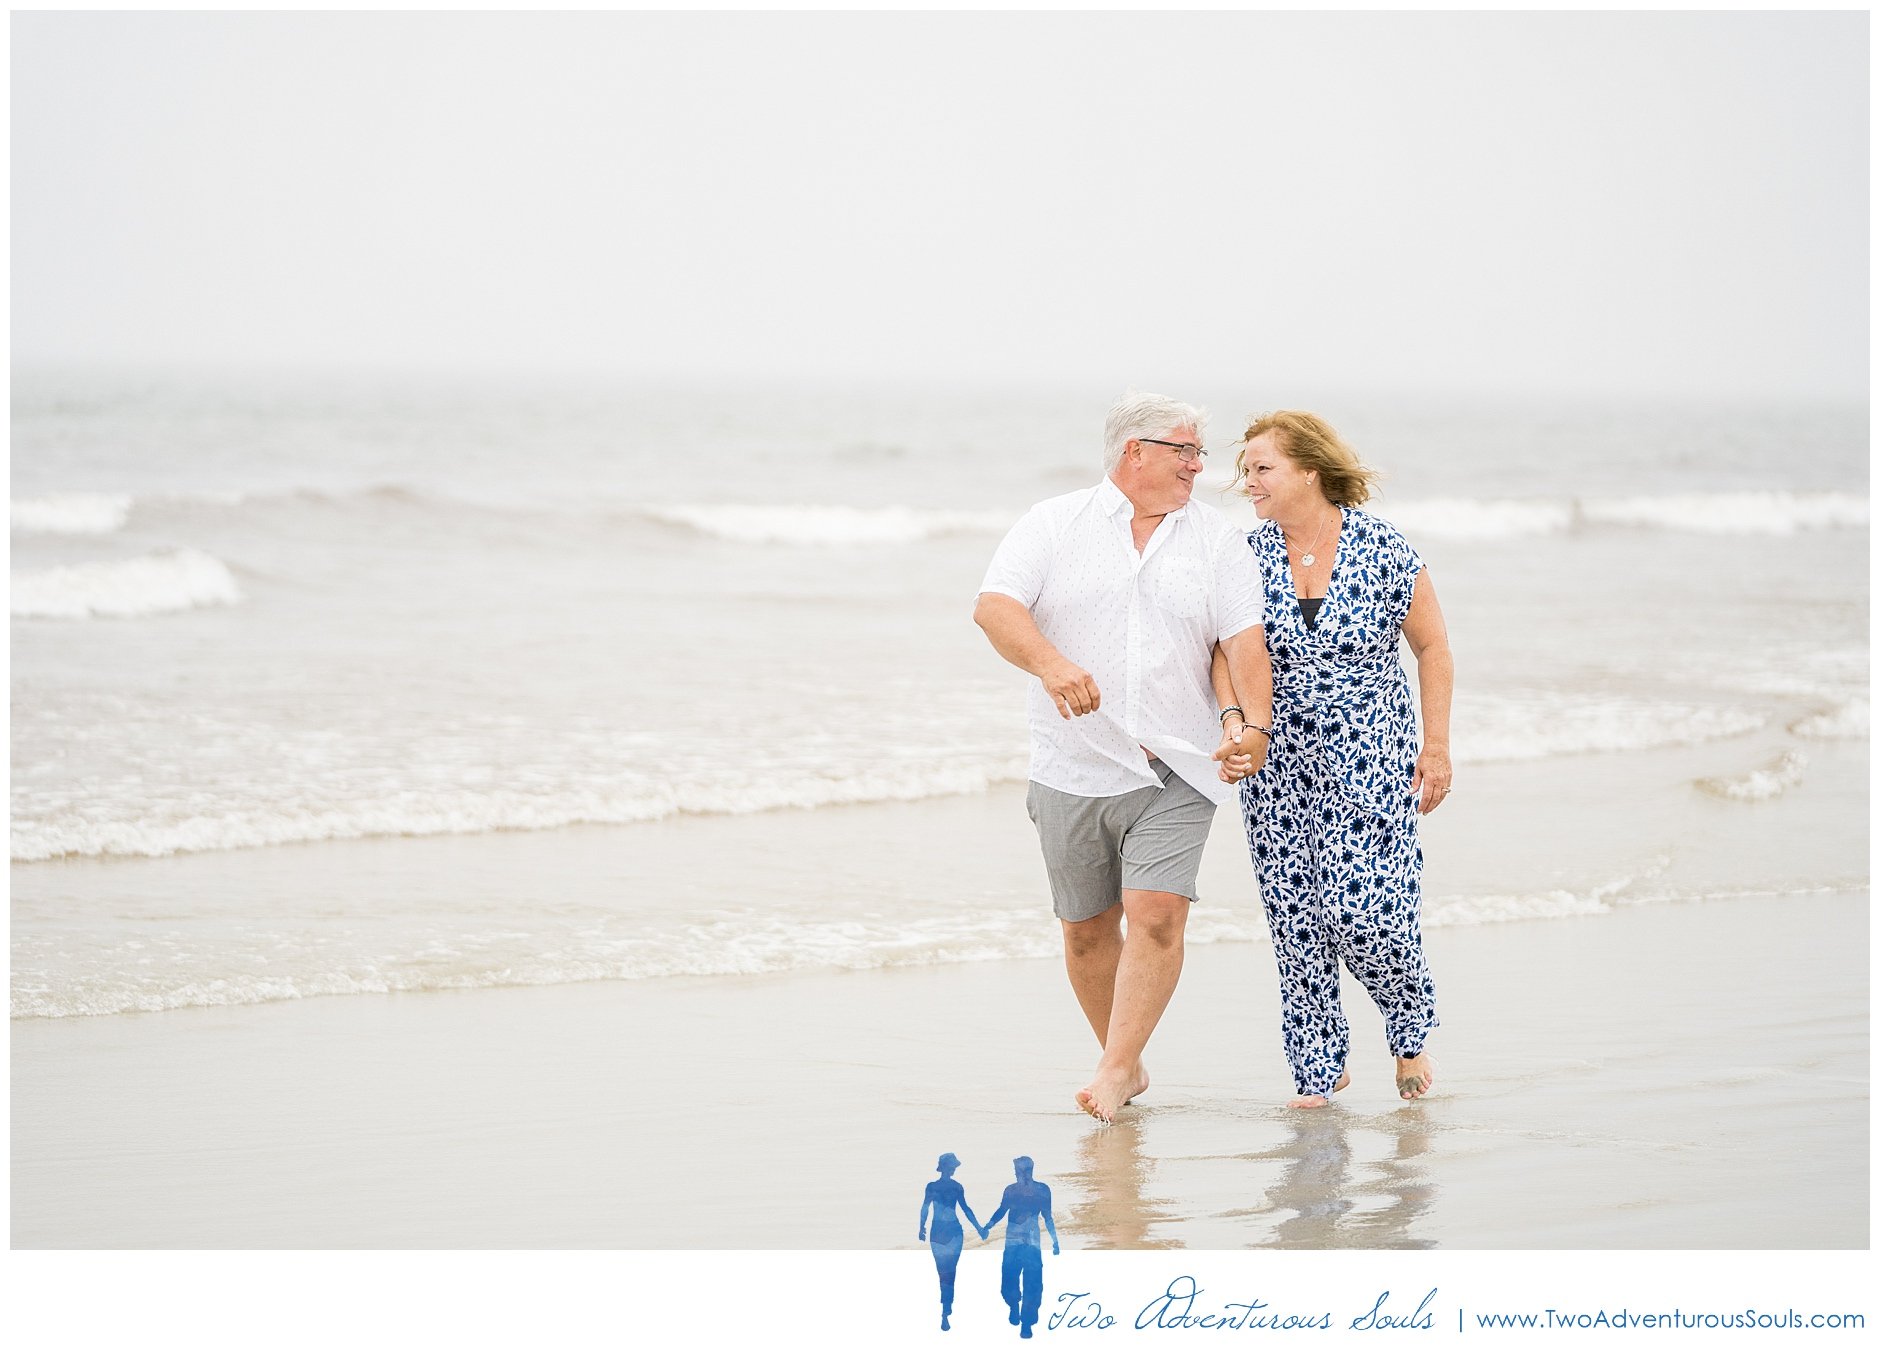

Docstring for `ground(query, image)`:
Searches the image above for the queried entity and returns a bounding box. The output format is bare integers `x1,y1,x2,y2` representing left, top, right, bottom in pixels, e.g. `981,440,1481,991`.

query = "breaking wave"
10,756,1033,861
1696,748,1810,802
10,494,133,535
10,549,242,620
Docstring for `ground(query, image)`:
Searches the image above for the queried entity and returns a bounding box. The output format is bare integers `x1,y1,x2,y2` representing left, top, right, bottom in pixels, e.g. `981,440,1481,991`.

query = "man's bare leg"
1061,905,1124,1046
1075,889,1188,1121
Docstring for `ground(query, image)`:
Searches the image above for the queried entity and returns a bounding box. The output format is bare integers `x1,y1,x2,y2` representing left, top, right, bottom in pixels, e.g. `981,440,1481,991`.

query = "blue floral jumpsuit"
1237,508,1438,1097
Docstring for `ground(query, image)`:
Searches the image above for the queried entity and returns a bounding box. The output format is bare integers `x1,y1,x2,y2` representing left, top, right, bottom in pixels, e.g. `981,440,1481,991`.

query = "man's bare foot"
1075,1060,1150,1122
1396,1053,1434,1099
1285,1068,1349,1109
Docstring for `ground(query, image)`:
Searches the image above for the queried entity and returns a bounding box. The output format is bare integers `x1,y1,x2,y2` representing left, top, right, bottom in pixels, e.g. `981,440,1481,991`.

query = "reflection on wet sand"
1361,1113,1438,1248
1061,1102,1439,1249
1059,1112,1187,1249
1266,1114,1355,1245
1257,1107,1437,1249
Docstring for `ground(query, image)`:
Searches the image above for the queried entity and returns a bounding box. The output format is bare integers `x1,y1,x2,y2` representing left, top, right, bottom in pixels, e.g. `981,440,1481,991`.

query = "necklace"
1288,506,1333,568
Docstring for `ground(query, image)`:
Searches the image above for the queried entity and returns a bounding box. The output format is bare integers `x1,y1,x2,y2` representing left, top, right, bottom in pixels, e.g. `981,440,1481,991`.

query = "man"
974,391,1273,1122
980,1156,1060,1339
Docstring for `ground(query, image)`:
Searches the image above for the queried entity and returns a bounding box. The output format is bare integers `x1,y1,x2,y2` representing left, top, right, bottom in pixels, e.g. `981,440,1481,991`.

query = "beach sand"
12,885,1866,1249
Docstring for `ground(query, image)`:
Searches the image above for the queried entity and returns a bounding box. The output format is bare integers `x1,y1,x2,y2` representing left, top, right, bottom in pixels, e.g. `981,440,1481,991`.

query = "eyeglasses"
1138,437,1209,463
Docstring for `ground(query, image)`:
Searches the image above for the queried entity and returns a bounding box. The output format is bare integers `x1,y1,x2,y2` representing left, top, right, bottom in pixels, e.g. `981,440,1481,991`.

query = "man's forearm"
1210,644,1236,721
973,593,1070,680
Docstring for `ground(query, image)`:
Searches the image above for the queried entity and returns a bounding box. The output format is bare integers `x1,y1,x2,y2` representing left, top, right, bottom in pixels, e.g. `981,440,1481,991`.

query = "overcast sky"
10,10,1869,400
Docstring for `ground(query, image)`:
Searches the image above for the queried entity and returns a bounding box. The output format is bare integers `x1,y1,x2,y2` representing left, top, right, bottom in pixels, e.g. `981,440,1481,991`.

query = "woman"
1212,411,1454,1109
917,1152,984,1330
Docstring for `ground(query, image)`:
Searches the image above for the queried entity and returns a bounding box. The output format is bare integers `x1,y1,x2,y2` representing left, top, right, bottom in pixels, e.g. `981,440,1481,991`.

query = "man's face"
1128,424,1205,511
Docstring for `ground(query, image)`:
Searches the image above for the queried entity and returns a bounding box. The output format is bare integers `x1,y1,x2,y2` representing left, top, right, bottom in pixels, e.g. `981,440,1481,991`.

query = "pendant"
1301,552,1316,567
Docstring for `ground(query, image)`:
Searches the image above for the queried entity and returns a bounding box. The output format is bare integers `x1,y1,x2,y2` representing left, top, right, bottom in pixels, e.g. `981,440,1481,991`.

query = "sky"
9,9,1870,400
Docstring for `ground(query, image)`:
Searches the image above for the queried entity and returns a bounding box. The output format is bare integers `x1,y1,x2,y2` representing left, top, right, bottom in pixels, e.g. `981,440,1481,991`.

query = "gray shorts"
1024,760,1217,922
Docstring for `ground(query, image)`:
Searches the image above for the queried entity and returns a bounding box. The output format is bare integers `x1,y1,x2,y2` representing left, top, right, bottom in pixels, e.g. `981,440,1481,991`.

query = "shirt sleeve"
1379,517,1424,626
977,505,1053,608
1389,518,1425,589
1212,522,1265,639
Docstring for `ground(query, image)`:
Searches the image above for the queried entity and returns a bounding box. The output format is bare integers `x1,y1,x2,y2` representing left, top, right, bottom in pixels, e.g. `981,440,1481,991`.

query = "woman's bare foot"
1075,1059,1150,1122
1285,1068,1349,1109
1396,1053,1435,1099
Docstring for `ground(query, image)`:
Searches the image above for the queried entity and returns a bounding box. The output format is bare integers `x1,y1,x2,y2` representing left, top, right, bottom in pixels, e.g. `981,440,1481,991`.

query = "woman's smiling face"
1240,430,1321,521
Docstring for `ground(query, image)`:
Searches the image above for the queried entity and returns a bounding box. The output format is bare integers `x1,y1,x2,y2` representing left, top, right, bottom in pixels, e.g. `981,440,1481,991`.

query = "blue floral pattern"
1236,508,1438,1096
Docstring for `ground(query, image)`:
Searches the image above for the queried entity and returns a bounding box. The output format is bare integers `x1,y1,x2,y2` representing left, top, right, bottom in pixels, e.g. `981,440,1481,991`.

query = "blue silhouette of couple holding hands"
919,1154,1060,1337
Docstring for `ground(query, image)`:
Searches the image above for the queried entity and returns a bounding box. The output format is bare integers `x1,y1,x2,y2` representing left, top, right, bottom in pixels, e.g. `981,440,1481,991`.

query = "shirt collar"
1099,477,1190,522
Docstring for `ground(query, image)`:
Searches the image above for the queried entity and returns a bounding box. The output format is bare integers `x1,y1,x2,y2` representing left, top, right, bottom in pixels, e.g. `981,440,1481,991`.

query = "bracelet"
1218,706,1244,723
1243,722,1273,737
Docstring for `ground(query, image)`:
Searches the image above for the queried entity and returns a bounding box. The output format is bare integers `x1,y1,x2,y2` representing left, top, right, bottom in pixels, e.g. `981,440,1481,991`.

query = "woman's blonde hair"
1234,411,1379,507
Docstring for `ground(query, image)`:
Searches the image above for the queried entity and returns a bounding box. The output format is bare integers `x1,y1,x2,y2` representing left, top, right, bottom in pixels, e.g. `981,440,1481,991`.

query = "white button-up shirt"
977,478,1264,806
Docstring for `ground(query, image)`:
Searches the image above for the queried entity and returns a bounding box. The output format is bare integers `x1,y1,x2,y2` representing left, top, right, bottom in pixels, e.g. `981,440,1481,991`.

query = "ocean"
10,370,1869,1019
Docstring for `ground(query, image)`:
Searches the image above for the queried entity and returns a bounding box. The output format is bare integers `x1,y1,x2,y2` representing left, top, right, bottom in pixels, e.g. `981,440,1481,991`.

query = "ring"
1441,786,1453,793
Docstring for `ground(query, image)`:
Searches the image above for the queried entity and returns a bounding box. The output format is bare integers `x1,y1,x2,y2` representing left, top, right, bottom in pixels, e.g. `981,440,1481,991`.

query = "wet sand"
12,892,1866,1249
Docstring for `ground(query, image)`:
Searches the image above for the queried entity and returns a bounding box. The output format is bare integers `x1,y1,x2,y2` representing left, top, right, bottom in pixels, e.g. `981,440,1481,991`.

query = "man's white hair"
1102,390,1208,473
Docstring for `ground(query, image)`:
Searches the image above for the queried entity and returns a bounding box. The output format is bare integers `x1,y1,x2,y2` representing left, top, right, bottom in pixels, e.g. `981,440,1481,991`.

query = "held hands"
1041,658,1100,720
1411,745,1453,815
1213,725,1269,783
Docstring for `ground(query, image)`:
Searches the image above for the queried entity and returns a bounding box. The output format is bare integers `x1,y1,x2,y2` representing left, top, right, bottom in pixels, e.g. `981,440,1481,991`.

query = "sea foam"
642,503,1019,546
647,491,1866,547
1587,491,1868,534
16,487,1861,549
1459,694,1766,763
10,549,243,620
1696,748,1810,802
10,877,1680,1019
8,755,1034,861
1379,497,1578,540
1789,699,1870,740
10,689,1781,861
10,494,134,535
1372,491,1866,541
